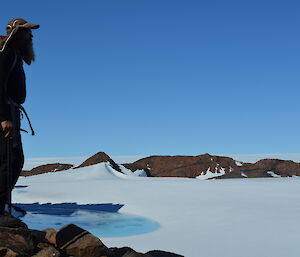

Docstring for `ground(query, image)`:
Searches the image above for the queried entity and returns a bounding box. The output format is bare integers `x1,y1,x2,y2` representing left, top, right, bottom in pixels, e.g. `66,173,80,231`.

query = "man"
0,18,39,227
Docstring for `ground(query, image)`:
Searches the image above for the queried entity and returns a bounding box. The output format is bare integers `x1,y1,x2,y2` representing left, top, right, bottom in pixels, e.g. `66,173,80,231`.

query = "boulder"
146,250,185,257
0,227,35,256
121,249,148,257
0,247,17,257
107,247,140,257
61,233,107,257
31,246,60,257
56,224,108,257
108,247,182,257
43,228,57,245
30,230,47,246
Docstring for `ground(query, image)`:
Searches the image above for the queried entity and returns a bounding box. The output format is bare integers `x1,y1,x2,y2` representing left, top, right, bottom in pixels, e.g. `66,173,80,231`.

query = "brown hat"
0,18,40,52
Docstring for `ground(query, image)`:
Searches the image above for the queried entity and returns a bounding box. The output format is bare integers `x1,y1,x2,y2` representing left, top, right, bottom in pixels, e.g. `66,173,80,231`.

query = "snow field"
14,162,300,257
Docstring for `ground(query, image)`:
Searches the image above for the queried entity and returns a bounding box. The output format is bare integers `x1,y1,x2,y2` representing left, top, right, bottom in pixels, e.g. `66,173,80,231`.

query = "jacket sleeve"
0,47,14,122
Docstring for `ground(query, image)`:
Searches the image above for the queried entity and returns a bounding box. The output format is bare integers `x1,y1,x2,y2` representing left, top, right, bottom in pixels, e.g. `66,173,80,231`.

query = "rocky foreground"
21,152,300,179
0,222,182,257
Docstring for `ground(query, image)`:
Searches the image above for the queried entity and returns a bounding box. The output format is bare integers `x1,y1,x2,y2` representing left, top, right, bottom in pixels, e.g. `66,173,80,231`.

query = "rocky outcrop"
123,154,237,178
0,223,182,257
219,159,300,179
76,152,122,172
21,164,73,177
123,154,300,179
0,227,36,256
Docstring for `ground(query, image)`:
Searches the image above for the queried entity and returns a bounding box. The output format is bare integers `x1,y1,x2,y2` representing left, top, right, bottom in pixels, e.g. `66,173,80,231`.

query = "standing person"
0,18,39,227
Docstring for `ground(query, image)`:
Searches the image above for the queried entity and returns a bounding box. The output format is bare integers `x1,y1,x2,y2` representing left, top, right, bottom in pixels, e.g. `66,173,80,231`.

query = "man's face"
13,28,32,44
12,28,35,65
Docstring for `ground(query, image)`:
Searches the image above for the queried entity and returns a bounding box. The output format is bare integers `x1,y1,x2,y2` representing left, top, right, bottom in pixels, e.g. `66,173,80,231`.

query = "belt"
8,99,35,136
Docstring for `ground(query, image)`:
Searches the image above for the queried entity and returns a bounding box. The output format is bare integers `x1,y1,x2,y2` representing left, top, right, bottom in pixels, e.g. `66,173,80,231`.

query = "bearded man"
0,18,39,227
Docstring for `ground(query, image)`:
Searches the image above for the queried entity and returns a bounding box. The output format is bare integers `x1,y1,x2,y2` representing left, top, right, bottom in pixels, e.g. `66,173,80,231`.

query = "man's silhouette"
0,18,39,227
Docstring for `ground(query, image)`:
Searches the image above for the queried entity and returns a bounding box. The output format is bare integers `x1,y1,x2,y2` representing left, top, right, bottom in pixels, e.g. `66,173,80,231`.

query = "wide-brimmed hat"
0,18,40,52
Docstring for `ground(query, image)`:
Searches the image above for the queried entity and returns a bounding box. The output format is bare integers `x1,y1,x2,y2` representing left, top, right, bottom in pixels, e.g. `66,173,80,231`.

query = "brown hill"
122,154,300,179
220,158,300,178
122,153,237,178
76,152,122,172
21,163,73,177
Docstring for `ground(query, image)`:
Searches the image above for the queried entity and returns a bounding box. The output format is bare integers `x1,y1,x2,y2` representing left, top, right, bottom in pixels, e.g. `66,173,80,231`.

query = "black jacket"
0,46,26,122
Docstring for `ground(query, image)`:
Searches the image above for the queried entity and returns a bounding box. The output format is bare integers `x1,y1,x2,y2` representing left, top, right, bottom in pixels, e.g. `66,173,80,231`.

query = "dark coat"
0,46,26,123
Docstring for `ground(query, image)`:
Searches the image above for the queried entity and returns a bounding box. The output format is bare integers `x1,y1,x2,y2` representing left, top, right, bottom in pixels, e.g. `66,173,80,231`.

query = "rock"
61,233,107,257
121,249,148,257
107,247,156,257
0,215,27,229
76,152,122,172
30,230,47,246
31,246,60,257
0,247,17,257
146,250,185,257
56,224,108,257
0,227,35,256
43,228,57,245
21,163,73,177
107,247,137,257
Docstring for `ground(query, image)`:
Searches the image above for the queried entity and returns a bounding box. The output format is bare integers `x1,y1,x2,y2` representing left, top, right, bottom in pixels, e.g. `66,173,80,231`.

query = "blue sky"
1,0,299,158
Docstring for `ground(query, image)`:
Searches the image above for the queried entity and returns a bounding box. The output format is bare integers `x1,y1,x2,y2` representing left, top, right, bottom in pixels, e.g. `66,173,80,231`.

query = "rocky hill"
21,163,73,177
21,152,122,177
122,153,300,179
75,152,122,172
122,154,237,178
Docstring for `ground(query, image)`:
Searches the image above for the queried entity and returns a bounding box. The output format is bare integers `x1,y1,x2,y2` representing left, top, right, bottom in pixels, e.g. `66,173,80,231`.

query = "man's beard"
20,39,35,65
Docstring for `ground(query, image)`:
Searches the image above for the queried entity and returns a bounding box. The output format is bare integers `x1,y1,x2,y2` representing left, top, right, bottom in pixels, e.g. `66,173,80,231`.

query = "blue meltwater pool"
14,203,160,237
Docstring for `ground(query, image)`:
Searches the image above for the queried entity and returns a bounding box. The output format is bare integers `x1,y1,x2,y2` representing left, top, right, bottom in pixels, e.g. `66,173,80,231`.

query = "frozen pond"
19,209,160,237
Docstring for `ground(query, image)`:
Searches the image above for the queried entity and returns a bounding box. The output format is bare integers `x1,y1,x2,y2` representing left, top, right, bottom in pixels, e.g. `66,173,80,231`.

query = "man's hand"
1,120,15,139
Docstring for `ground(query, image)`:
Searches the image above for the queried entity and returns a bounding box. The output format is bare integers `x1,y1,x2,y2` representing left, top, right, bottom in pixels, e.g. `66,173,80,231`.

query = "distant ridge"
122,153,300,179
22,152,300,179
21,163,73,176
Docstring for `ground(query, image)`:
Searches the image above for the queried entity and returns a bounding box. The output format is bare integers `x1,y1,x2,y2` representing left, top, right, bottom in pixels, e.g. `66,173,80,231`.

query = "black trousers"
0,109,24,215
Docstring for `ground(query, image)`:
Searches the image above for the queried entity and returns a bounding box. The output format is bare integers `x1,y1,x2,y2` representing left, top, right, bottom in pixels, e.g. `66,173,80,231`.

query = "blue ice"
21,210,160,237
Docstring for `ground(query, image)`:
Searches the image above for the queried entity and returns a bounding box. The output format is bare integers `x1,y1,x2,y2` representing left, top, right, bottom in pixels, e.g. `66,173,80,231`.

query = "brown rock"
76,152,122,172
62,233,107,257
121,249,148,257
107,247,137,257
21,163,73,177
43,228,57,245
0,227,35,256
56,224,107,257
0,247,17,257
31,246,60,257
146,250,185,257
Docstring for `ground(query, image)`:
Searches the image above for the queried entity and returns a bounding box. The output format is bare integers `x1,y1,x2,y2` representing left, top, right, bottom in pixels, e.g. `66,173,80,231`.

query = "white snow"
267,171,281,178
241,172,248,177
235,161,244,166
119,165,147,177
14,160,300,257
196,167,226,180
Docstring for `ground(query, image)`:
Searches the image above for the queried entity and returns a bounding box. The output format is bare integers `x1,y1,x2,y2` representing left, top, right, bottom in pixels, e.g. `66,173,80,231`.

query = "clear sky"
1,0,299,158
